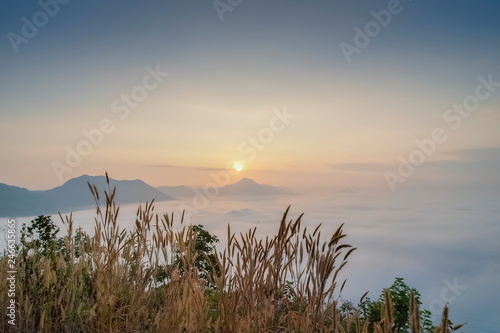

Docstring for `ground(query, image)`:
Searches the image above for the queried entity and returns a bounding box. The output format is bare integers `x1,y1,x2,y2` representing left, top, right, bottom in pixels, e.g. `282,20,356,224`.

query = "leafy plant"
20,215,64,256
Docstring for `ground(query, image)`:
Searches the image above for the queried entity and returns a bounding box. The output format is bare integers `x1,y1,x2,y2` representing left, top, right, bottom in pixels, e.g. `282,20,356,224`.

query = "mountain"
219,178,294,196
0,183,39,217
157,185,194,198
0,175,175,218
157,178,295,198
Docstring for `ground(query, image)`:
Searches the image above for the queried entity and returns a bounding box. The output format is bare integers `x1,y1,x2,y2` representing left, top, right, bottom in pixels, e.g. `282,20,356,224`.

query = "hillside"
0,175,175,217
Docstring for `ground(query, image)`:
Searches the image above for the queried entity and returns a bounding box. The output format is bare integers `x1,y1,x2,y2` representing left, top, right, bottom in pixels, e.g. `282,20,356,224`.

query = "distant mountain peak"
234,178,259,185
220,178,293,196
157,177,297,198
67,174,93,181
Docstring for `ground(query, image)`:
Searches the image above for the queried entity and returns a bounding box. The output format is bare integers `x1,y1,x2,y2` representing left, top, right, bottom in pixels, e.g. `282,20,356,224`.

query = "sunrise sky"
1,0,499,190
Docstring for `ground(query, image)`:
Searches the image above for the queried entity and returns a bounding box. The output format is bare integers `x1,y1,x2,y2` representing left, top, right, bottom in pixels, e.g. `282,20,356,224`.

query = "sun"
233,162,244,172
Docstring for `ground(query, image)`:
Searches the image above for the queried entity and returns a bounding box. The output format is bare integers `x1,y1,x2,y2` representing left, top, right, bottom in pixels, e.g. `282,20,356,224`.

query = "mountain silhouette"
157,178,295,198
156,185,194,198
0,175,174,218
219,178,293,196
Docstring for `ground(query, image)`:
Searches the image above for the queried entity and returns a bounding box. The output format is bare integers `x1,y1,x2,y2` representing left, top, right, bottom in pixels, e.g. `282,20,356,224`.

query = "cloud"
149,163,284,173
446,146,500,162
339,204,376,211
225,208,259,217
149,163,226,171
331,147,500,175
328,163,388,173
419,147,500,182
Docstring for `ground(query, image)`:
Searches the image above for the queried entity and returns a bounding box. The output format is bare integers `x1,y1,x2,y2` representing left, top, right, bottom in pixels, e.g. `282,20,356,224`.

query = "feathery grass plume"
435,306,449,333
0,176,466,333
409,290,421,333
372,289,395,333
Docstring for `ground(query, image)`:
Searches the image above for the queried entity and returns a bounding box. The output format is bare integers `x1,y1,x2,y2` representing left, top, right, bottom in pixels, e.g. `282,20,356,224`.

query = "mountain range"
0,175,174,218
157,178,295,198
0,176,295,218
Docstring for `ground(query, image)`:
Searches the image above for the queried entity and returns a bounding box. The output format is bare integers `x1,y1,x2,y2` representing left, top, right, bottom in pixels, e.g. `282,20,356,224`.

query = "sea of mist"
11,184,499,333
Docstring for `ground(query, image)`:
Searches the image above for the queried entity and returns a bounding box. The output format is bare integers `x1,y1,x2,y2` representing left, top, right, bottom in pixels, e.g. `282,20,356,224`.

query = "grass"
1,178,458,333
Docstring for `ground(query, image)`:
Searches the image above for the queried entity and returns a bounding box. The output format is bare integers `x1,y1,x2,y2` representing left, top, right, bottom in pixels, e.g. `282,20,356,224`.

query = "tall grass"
1,179,456,332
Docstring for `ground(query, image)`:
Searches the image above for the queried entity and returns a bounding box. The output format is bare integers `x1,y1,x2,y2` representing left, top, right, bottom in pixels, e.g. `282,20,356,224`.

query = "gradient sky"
1,0,499,190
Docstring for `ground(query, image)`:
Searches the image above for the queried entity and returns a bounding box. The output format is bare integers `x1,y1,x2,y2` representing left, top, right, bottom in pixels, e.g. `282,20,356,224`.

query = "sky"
1,0,499,191
1,1,500,332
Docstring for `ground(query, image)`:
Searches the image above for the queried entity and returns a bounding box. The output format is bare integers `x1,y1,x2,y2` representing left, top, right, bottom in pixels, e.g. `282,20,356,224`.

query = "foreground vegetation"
1,179,464,332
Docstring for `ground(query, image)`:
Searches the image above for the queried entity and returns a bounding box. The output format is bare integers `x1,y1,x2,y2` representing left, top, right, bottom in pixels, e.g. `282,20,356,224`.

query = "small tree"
189,224,220,282
156,224,220,285
386,277,414,332
362,277,434,333
20,215,64,256
19,215,88,260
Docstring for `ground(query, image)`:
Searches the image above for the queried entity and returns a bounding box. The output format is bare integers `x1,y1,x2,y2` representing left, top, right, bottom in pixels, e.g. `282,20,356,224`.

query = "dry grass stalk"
0,179,461,333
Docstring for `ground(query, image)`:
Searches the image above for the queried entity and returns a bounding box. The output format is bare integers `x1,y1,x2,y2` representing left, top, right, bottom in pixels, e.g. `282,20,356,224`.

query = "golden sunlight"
233,162,244,172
